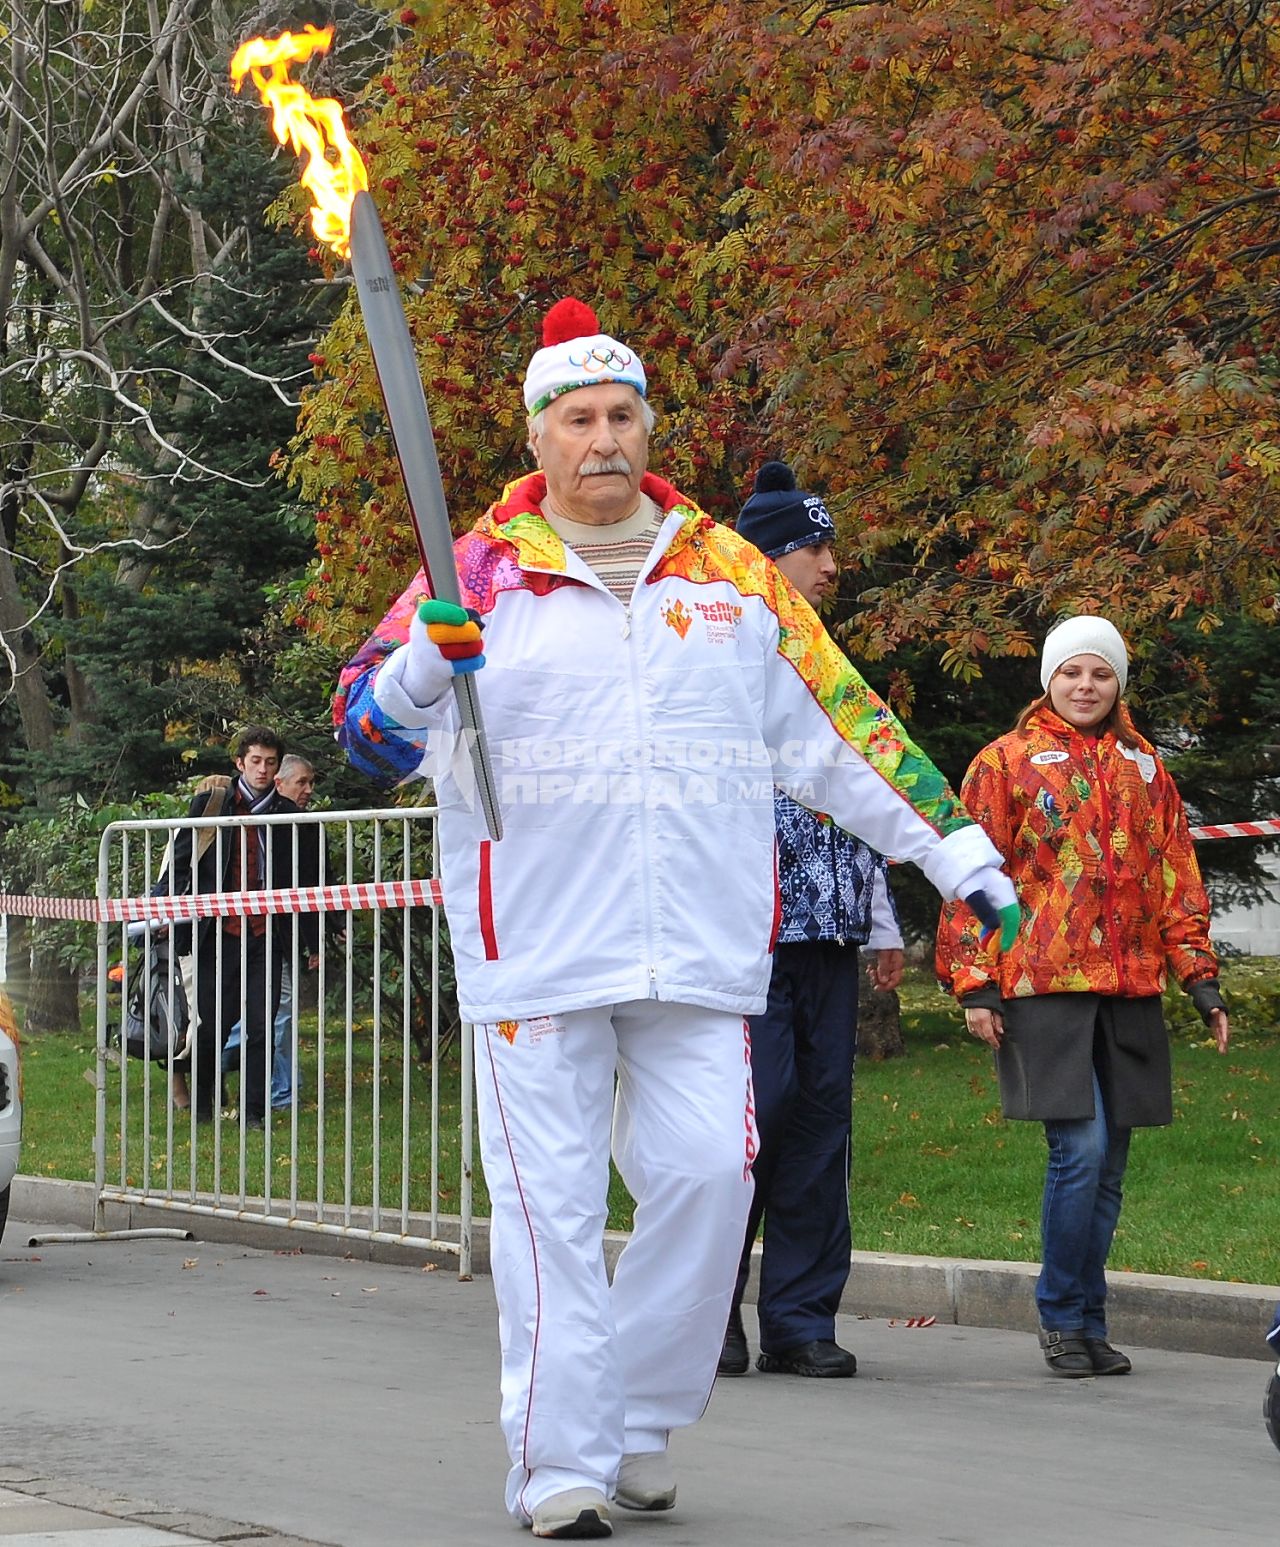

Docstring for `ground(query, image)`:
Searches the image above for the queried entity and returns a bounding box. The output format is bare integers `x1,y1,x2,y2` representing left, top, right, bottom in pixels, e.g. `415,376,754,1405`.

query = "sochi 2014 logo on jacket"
661,599,693,639
694,600,743,644
662,596,742,645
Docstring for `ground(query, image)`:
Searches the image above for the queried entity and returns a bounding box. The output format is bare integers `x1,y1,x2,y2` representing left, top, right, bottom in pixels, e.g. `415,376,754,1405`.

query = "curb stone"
0,1471,339,1546
12,1172,1278,1361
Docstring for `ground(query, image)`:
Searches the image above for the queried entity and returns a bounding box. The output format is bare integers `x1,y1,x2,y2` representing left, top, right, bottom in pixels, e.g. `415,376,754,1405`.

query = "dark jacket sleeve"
291,823,343,946
320,834,345,939
267,798,320,955
152,790,218,953
156,789,212,899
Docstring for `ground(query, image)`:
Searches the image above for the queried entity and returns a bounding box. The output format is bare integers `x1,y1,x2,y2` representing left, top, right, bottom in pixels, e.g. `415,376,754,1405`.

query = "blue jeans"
1037,1070,1131,1338
223,964,298,1108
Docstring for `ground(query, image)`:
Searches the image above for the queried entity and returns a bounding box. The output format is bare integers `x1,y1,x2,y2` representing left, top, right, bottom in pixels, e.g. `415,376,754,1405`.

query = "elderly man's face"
276,764,316,808
530,383,649,526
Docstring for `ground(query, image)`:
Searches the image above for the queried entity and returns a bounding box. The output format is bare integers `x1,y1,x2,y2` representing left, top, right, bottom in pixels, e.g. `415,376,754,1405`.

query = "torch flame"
230,25,368,258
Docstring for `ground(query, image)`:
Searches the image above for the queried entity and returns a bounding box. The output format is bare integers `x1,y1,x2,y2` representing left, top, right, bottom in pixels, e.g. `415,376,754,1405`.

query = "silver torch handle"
347,189,502,841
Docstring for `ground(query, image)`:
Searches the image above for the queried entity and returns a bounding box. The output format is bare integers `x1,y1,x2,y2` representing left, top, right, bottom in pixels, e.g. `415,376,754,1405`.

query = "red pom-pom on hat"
542,297,599,347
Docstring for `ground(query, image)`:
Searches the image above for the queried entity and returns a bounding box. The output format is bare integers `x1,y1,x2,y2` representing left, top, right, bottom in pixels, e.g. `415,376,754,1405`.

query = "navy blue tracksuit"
734,792,896,1352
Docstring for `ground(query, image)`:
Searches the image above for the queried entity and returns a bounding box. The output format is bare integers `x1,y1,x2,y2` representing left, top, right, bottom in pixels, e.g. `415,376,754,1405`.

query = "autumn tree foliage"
289,0,765,635
702,0,1280,708
288,0,1279,721
0,2,398,1029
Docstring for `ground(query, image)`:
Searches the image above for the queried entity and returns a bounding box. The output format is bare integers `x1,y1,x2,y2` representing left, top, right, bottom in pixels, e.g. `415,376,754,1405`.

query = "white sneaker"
615,1450,677,1512
530,1487,612,1539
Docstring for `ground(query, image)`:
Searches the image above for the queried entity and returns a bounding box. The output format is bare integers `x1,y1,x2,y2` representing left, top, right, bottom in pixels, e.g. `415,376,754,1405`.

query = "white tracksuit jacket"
334,471,1002,1022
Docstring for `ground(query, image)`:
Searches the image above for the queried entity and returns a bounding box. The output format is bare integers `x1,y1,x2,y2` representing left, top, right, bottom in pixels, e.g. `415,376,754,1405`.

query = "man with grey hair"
276,753,317,809
335,297,1018,1539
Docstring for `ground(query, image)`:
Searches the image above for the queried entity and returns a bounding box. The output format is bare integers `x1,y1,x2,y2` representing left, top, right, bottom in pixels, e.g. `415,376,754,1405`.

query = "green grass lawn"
855,965,1279,1284
13,960,1280,1285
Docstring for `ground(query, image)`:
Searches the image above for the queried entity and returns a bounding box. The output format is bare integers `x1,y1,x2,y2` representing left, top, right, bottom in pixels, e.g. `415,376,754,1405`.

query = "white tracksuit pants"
475,999,757,1523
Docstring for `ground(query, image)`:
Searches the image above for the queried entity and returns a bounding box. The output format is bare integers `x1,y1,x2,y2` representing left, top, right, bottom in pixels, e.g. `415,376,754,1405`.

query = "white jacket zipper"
624,596,659,995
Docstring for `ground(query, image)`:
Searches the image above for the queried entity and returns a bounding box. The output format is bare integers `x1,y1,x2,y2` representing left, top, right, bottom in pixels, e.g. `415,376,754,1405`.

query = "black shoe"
1085,1337,1132,1375
718,1307,750,1377
1039,1327,1094,1377
1264,1365,1280,1454
244,1115,265,1132
194,1106,214,1124
756,1339,856,1378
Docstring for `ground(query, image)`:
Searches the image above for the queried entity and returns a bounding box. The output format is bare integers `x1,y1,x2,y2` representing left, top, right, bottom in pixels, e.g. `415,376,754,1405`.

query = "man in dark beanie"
722,460,905,1380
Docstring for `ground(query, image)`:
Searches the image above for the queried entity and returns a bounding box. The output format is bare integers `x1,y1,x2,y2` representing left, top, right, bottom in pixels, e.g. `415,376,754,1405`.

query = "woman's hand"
1210,1007,1229,1054
963,1005,1004,1050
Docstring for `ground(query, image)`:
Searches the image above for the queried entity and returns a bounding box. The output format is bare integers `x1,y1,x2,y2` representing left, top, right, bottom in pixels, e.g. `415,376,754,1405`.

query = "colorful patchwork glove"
417,598,485,675
962,866,1021,952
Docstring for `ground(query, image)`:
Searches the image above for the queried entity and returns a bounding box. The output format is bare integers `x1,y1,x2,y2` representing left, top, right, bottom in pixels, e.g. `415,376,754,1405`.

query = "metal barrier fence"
92,805,474,1274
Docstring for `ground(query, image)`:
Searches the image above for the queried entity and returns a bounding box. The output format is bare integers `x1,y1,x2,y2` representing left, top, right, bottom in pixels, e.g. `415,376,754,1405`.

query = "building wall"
1210,853,1280,956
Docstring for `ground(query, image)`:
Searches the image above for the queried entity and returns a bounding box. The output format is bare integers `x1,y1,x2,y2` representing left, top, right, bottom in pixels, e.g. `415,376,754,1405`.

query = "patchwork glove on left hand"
417,599,485,675
962,866,1021,951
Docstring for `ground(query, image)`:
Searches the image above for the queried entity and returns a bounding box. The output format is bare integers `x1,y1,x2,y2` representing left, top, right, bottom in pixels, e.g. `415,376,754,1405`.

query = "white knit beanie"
523,298,646,415
1040,615,1129,694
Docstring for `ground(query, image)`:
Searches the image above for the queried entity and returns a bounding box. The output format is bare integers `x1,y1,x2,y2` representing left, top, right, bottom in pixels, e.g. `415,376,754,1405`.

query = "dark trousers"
734,938,861,1352
193,928,283,1123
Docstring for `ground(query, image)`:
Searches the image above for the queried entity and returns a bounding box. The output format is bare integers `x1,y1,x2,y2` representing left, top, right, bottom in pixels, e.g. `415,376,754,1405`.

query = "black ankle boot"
1264,1365,1280,1453
756,1339,857,1377
1039,1327,1094,1377
1085,1337,1132,1375
718,1306,749,1376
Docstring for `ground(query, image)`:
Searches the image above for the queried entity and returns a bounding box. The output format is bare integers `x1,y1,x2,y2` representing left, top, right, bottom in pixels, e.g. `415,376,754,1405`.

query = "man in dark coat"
161,726,317,1127
722,462,905,1379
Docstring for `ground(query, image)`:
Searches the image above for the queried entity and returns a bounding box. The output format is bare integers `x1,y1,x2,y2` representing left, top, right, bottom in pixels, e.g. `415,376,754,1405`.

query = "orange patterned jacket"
936,706,1218,1001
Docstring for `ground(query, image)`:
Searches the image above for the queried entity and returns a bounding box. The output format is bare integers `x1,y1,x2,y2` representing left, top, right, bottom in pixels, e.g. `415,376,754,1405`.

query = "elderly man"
335,299,1018,1540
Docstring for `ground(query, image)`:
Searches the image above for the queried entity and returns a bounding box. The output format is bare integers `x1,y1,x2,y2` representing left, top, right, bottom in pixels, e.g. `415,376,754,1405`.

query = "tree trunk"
22,939,80,1035
0,539,58,764
4,916,29,1001
857,986,905,1060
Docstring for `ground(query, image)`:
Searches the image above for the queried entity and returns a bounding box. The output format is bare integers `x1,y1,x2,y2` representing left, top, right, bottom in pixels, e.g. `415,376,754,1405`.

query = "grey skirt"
993,993,1173,1128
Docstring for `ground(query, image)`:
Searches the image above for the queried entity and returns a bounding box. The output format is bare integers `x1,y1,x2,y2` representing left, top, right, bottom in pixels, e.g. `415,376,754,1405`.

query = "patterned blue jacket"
775,791,901,947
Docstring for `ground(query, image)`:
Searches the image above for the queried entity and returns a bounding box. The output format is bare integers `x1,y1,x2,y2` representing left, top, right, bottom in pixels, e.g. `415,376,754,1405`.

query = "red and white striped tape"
1188,818,1280,842
0,892,100,921
0,878,443,925
3,817,1278,924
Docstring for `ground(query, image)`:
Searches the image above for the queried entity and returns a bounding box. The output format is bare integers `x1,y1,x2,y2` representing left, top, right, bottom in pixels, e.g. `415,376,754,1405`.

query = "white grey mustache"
579,456,632,476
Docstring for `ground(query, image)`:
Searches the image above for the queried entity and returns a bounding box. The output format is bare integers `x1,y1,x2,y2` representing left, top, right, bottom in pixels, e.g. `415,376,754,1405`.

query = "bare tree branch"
0,1,397,731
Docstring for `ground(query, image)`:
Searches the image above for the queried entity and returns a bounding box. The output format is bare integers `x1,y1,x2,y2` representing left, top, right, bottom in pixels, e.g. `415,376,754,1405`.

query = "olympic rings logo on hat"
805,496,834,529
567,344,636,373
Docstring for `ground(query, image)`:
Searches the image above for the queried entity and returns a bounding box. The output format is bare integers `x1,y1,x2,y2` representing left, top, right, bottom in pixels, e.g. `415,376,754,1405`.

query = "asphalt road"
3,1217,1277,1545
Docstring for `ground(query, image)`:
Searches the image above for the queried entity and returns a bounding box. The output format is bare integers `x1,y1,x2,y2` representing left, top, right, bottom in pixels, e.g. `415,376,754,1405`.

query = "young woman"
937,615,1230,1376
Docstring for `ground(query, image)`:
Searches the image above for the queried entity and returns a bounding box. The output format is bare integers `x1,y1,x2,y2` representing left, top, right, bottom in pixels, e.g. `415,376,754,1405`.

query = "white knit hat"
523,298,646,415
1040,615,1129,694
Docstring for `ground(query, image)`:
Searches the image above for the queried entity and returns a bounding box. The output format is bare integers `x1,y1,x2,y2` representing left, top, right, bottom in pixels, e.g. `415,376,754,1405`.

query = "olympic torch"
231,26,502,841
